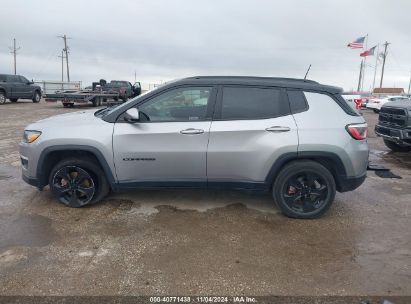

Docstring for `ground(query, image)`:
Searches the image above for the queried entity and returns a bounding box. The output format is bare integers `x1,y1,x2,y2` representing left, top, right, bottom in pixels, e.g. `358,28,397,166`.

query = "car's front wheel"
49,158,110,207
272,160,336,219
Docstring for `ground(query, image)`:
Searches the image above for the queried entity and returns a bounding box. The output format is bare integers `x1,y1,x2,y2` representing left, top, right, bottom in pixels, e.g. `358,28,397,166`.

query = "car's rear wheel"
10,98,18,102
0,91,6,104
49,158,110,207
272,160,336,219
32,91,41,103
383,139,411,152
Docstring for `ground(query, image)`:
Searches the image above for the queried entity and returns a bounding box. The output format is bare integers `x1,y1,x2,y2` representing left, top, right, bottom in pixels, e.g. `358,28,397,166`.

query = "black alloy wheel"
273,160,336,219
51,166,96,207
282,171,328,215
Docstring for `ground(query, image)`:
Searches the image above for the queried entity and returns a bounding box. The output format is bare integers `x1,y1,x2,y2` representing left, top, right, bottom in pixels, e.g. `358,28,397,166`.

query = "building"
372,87,405,96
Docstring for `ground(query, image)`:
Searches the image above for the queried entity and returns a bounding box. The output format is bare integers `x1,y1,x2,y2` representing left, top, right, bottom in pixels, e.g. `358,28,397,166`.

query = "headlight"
23,130,42,143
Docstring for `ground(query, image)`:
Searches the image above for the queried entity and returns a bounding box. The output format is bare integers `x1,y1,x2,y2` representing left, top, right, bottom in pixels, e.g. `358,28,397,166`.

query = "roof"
174,76,342,94
373,87,405,94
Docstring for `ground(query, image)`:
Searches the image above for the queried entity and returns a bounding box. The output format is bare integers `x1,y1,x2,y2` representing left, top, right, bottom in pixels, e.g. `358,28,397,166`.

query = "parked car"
19,76,369,219
375,100,411,152
341,94,362,110
366,95,410,113
103,80,141,101
0,74,42,104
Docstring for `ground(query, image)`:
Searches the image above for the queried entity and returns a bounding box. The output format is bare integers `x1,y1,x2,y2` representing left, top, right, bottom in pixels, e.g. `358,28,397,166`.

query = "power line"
8,38,21,75
58,34,71,82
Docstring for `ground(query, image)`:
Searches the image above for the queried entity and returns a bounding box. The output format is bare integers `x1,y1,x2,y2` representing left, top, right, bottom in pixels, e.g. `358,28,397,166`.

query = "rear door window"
219,87,290,120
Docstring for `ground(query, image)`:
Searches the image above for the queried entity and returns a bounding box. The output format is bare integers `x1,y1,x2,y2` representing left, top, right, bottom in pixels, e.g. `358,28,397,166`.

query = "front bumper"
375,124,411,146
22,173,42,189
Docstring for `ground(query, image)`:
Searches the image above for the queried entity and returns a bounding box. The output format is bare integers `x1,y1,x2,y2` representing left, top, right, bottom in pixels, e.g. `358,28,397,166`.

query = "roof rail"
189,76,319,84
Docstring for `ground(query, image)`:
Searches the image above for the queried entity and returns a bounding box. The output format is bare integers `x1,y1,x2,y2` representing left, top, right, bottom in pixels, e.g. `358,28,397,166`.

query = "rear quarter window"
287,90,309,113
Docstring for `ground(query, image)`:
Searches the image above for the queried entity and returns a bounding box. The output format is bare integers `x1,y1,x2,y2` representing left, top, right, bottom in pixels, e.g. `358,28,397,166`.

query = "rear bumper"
337,172,367,192
375,124,411,146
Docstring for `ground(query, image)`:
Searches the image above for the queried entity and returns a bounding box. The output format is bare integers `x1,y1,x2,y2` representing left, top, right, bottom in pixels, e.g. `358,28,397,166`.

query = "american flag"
347,36,366,49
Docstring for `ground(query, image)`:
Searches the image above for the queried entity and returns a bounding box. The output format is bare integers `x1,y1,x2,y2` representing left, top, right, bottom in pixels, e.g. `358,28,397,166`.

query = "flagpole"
357,60,363,92
361,34,368,91
372,43,379,92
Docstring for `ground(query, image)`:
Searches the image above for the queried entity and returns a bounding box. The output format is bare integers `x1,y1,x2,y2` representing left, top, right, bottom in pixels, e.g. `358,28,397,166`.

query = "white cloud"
1,0,410,91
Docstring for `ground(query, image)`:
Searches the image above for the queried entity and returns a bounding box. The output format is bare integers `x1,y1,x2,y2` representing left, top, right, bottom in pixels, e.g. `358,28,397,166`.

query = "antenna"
304,64,312,80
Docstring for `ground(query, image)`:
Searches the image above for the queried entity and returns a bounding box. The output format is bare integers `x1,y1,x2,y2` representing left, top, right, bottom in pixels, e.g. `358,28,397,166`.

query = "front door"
113,86,216,185
19,76,33,98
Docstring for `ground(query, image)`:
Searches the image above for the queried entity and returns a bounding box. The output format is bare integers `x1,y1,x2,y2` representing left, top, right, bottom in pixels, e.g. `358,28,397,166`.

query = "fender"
264,151,349,191
36,145,116,188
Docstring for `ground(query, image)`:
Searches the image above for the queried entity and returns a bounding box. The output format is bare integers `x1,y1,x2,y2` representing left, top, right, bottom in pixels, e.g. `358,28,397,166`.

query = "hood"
26,109,100,130
382,100,411,111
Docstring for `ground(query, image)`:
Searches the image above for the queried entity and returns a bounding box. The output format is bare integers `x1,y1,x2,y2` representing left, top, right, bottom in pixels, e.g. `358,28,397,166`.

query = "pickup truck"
375,100,411,152
0,74,42,104
103,80,141,101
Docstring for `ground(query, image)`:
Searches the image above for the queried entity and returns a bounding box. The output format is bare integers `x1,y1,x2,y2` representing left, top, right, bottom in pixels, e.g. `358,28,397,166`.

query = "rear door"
113,86,217,185
6,75,22,98
207,86,298,184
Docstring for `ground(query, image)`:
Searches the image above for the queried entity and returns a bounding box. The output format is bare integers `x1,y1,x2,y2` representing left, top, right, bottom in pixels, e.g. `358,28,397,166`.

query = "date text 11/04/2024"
149,296,257,303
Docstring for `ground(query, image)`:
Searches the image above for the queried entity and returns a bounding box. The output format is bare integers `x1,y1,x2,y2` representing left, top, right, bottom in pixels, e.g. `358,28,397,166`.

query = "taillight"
346,123,367,140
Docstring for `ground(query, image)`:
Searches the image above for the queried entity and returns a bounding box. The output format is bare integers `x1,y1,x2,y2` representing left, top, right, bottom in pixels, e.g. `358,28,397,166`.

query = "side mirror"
124,108,139,123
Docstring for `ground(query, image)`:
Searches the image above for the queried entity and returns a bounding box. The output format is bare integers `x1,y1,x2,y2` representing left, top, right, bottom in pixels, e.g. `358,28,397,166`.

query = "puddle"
0,213,56,250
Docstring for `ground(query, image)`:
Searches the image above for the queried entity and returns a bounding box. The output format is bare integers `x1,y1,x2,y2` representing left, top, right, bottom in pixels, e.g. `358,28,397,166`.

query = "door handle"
265,126,291,132
180,128,204,135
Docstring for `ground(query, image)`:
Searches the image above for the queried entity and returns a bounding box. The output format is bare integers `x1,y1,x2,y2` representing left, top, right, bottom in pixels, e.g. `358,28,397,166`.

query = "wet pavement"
0,100,410,296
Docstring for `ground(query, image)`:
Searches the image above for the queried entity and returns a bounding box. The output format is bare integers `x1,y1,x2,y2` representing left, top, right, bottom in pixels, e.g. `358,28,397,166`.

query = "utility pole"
58,50,65,82
8,38,21,75
357,60,363,92
58,34,71,82
372,44,380,91
408,71,411,95
379,41,390,88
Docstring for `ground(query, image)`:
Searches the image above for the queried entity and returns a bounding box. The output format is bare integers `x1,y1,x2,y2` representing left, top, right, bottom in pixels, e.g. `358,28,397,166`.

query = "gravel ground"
0,100,410,297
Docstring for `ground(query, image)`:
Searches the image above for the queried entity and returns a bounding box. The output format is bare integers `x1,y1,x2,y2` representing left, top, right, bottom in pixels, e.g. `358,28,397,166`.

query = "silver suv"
20,77,369,218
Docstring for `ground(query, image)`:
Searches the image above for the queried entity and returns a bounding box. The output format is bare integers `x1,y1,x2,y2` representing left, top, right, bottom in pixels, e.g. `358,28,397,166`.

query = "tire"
383,139,411,152
10,98,18,102
0,91,6,104
272,160,336,219
92,97,99,107
32,91,41,103
49,157,110,208
373,109,379,113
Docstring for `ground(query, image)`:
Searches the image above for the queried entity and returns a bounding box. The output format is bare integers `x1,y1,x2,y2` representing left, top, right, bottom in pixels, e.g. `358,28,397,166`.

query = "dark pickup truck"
375,100,411,152
0,74,42,104
102,80,141,101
